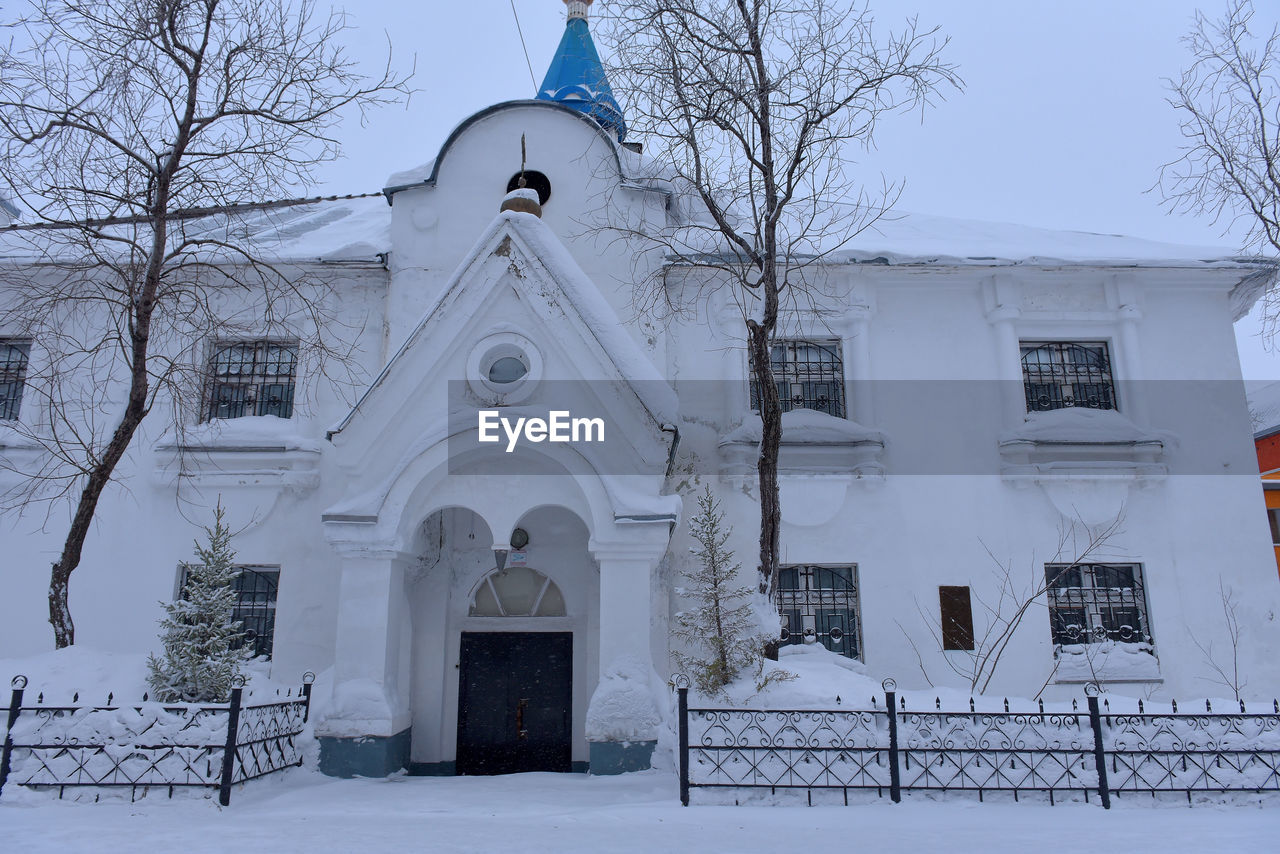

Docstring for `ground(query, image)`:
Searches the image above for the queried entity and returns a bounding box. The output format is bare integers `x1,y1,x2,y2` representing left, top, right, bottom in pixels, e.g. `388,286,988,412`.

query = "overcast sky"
318,1,1280,378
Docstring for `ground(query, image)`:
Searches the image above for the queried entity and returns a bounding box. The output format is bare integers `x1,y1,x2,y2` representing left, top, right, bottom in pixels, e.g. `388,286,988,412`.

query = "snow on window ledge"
0,422,44,477
999,409,1168,477
0,421,41,450
719,408,886,478
1052,641,1162,684
152,415,322,489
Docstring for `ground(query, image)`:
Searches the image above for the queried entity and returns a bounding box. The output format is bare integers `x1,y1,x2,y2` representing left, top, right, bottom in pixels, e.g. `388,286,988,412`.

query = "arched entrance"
406,505,596,775
318,439,677,778
458,565,572,774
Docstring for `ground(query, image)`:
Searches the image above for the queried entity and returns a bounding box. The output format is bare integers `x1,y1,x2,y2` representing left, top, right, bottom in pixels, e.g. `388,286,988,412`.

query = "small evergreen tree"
147,502,249,702
673,487,789,697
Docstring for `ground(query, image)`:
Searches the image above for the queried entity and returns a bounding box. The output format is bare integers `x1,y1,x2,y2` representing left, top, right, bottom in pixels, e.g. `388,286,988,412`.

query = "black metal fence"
676,679,1280,807
0,672,314,806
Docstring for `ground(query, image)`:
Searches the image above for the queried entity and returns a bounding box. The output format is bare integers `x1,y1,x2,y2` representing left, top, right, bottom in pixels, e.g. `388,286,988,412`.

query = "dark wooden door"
456,632,573,775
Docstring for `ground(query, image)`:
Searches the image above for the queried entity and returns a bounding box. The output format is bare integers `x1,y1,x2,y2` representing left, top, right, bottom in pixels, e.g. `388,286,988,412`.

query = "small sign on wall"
508,551,528,567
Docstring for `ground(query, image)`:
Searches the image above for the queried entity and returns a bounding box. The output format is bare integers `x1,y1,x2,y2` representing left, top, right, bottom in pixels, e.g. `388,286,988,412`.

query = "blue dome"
537,17,627,142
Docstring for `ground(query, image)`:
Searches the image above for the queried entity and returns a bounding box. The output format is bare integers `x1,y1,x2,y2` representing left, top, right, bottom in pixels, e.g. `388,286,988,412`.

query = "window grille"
203,341,297,421
178,564,279,659
750,339,846,418
1020,341,1116,412
776,565,861,659
0,340,30,421
1045,563,1152,649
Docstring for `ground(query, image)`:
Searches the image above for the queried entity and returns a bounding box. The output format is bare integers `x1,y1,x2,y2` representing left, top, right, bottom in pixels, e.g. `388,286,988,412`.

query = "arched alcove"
406,502,598,773
469,567,566,617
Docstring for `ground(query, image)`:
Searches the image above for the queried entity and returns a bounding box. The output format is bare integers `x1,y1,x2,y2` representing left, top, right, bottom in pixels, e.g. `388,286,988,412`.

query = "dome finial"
565,1,591,21
501,133,543,217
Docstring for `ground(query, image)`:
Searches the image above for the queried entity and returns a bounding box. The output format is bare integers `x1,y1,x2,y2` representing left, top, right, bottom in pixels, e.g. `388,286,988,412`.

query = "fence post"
1084,682,1110,810
218,680,245,807
883,678,901,804
301,672,316,724
0,676,27,799
677,684,690,807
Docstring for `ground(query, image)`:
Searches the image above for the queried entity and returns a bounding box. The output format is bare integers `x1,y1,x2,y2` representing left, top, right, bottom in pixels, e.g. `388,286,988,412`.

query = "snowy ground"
3,769,1279,853
4,646,1277,851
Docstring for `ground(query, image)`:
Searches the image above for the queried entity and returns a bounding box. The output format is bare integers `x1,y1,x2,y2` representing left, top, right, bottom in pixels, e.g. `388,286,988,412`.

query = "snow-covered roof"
1,189,1267,277
670,209,1266,270
829,211,1260,269
385,159,437,190
0,194,391,264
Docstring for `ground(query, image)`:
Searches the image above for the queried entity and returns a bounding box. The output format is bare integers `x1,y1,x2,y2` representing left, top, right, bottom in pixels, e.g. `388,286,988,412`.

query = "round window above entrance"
466,330,543,404
470,567,566,617
487,355,528,384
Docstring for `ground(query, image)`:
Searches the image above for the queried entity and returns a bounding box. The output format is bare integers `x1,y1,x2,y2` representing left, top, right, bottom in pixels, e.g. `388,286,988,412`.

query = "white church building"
3,3,1279,777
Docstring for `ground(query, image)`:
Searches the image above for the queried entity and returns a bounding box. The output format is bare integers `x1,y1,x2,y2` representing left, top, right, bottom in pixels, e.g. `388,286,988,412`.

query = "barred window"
178,564,279,659
750,339,846,418
1,340,30,421
777,565,861,659
1020,341,1116,412
203,341,297,422
1045,563,1152,648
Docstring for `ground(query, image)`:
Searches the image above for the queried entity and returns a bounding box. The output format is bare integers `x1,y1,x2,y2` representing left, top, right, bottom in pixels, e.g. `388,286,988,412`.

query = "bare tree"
913,515,1125,696
596,1,959,617
0,0,410,647
1190,577,1247,702
1158,1,1279,309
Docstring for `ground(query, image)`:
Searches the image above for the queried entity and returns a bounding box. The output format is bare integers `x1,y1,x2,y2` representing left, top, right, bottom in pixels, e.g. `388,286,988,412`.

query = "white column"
983,275,1025,430
1116,303,1149,424
597,551,657,669
712,290,749,416
989,305,1025,429
320,547,414,738
839,305,874,425
586,525,671,746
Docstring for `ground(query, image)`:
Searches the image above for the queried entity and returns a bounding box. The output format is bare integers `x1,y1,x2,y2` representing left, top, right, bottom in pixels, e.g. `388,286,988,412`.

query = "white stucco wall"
1,263,389,686
664,261,1280,701
3,95,1278,744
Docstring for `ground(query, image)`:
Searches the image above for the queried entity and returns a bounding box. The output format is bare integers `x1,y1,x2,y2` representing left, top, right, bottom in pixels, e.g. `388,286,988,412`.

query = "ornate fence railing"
0,673,314,806
676,679,1280,807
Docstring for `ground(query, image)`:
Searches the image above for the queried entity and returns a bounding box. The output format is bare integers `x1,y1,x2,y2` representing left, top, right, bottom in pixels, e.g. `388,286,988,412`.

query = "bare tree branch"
913,514,1125,695
1189,577,1247,702
1158,1,1280,334
0,0,411,647
595,1,960,625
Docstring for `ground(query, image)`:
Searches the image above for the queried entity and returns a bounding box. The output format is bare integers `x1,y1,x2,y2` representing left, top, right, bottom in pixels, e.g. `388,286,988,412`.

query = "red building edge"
1255,425,1280,580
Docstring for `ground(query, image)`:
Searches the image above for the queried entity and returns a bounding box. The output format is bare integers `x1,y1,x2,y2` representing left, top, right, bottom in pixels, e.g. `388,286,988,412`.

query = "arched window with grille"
203,340,298,421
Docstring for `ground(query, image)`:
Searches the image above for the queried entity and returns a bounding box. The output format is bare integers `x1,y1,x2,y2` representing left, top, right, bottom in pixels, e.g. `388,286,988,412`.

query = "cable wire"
509,0,538,94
